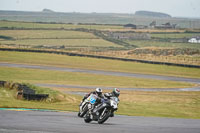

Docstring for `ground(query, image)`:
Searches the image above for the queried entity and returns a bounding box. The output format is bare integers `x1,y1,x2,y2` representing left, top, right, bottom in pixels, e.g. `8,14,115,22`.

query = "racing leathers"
81,91,103,107
103,92,120,117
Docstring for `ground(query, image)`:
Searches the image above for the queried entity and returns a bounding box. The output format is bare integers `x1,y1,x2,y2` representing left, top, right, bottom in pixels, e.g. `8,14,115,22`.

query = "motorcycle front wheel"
79,103,88,117
98,108,111,124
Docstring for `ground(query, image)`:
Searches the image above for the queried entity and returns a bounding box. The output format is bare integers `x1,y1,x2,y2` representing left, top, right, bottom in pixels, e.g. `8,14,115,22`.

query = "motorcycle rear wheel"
98,109,111,124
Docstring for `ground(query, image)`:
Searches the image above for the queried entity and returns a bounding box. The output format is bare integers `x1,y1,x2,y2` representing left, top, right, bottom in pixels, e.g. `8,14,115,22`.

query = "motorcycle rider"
104,88,120,117
92,88,120,117
104,88,120,98
80,88,103,106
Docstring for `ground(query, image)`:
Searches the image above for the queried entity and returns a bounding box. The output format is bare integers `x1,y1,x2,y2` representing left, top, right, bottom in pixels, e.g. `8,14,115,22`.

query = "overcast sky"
0,0,200,18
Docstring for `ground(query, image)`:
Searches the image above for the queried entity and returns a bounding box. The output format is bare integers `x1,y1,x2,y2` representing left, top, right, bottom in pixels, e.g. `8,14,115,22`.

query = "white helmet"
96,88,102,95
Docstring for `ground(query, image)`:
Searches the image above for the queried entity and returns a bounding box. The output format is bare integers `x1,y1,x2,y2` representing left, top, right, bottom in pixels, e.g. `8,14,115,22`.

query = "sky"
0,0,200,18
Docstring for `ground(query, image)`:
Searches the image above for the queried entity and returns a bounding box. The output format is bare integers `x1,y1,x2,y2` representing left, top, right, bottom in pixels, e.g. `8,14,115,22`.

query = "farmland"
126,40,200,49
0,30,98,39
0,22,200,119
151,33,200,39
0,29,121,48
0,20,123,30
0,20,200,66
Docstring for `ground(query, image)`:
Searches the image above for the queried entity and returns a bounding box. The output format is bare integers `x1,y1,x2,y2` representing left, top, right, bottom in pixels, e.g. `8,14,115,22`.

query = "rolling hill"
0,10,200,28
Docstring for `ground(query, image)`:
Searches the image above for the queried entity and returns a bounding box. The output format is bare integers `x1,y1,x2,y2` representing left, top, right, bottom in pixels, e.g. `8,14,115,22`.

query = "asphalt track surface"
0,62,200,91
0,110,200,133
37,83,200,92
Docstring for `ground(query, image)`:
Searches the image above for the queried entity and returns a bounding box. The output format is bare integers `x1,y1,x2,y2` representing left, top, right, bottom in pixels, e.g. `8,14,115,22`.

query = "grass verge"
0,85,81,111
117,91,200,119
1,85,200,119
61,88,200,119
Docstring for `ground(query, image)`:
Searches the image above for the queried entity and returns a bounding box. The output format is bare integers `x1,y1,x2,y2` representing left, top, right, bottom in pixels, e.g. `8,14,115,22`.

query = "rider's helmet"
95,88,102,96
112,88,120,97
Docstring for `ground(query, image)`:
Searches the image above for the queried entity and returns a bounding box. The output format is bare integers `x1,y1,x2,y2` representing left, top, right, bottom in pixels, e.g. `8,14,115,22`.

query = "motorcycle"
84,95,119,124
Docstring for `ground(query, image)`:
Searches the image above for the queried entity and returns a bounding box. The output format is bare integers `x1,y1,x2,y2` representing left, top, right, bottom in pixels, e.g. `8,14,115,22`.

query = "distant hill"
135,11,171,18
0,10,200,28
42,8,54,13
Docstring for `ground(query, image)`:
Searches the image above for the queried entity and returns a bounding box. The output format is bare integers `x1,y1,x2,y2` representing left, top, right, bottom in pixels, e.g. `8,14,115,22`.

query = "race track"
0,110,200,133
0,63,200,133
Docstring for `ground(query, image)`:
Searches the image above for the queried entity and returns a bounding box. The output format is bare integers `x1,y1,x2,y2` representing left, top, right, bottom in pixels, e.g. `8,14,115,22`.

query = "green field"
0,30,98,39
1,21,200,51
0,30,121,48
0,21,123,30
126,40,200,49
151,33,200,39
1,38,121,47
0,51,200,79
